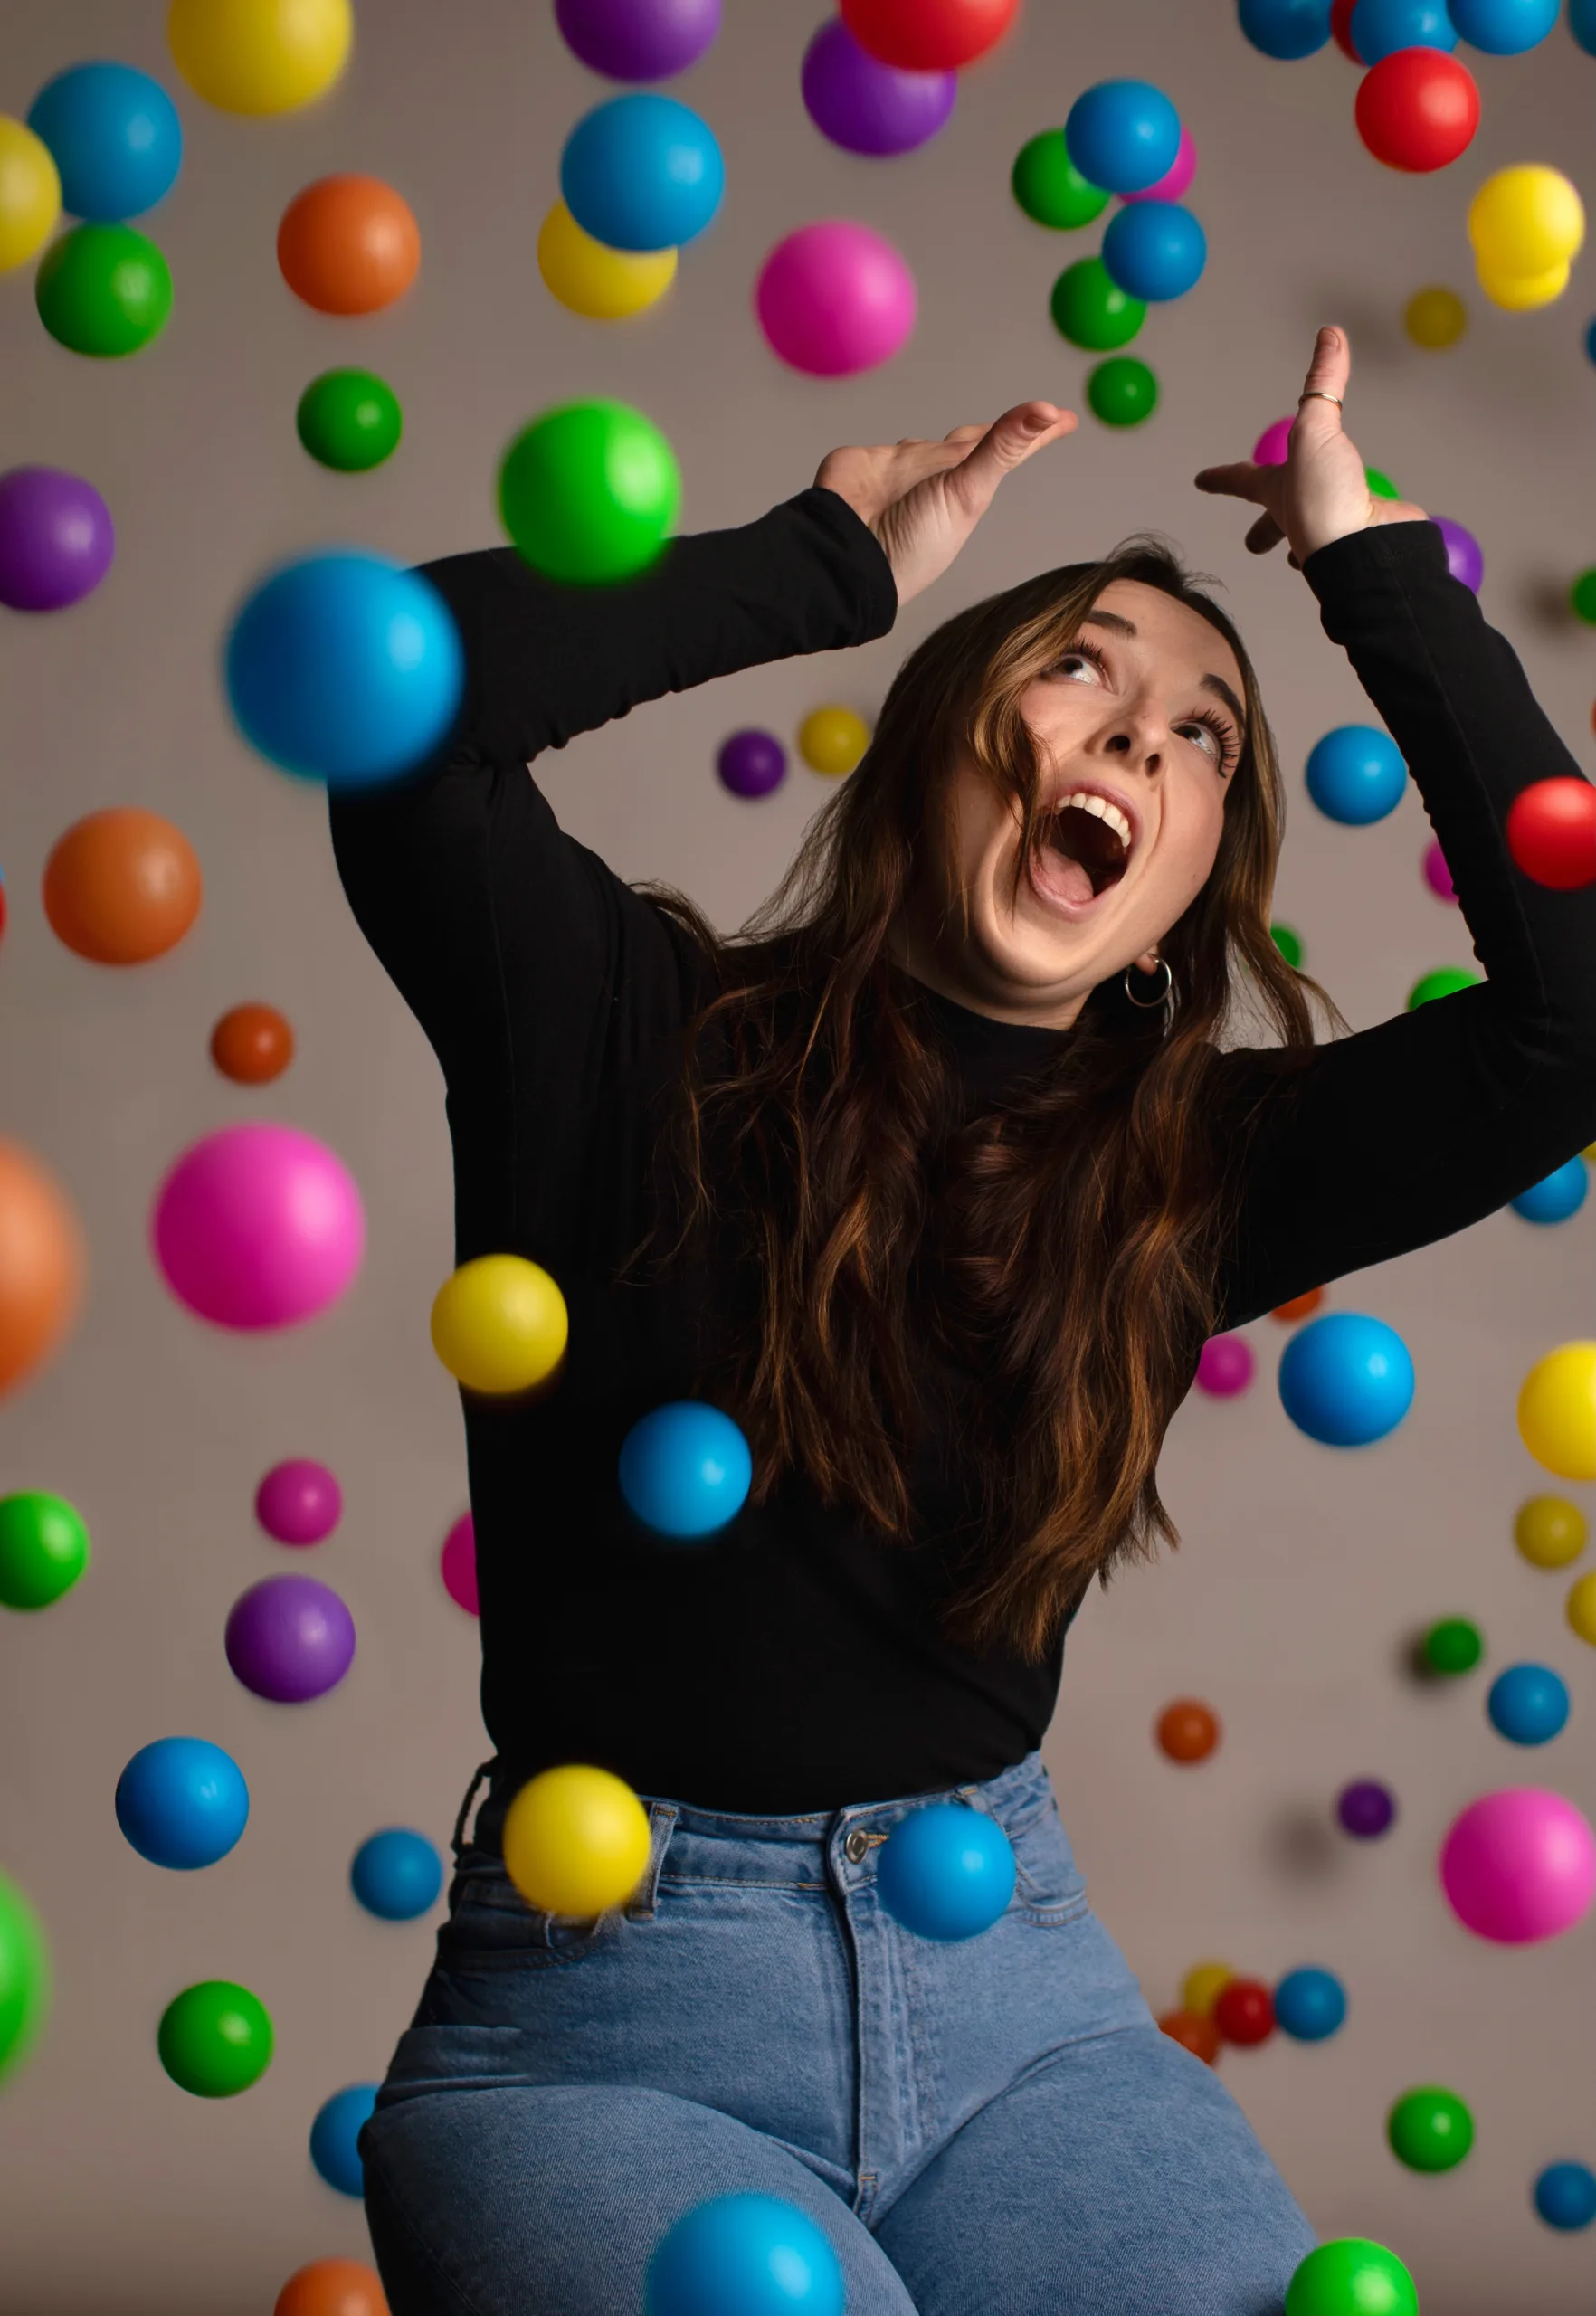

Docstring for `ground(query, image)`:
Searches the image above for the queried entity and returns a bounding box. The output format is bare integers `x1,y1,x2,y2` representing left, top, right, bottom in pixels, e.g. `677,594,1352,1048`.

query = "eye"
1053,640,1107,685
1177,710,1240,776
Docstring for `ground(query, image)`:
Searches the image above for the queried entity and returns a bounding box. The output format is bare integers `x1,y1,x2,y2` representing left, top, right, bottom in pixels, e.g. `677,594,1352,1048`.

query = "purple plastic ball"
224,1573,356,1703
1195,1333,1256,1398
1422,838,1458,903
1336,1777,1396,1838
717,727,787,799
801,19,956,157
254,1457,343,1546
0,466,115,612
555,0,721,81
1431,515,1482,593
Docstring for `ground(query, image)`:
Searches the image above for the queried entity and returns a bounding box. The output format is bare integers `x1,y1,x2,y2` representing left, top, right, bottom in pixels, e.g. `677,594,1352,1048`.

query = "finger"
942,423,987,444
947,402,1078,511
1245,511,1285,555
1292,324,1351,439
1192,461,1274,508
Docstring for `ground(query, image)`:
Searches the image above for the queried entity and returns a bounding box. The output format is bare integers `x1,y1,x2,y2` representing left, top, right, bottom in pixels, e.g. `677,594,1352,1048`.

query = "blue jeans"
361,1751,1315,2313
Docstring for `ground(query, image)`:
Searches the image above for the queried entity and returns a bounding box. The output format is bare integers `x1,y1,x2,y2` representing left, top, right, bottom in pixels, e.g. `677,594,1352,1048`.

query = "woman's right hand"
816,402,1078,609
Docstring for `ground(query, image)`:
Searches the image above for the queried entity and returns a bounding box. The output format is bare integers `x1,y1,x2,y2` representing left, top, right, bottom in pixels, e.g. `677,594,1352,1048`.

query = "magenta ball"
1422,839,1458,903
1431,514,1483,593
554,0,720,80
717,727,787,799
1439,1788,1596,1944
440,1511,479,1615
755,221,917,377
1196,1334,1256,1397
224,1573,356,1703
255,1457,342,1546
801,19,956,156
1253,415,1294,466
1120,123,1197,204
152,1124,365,1331
0,466,115,612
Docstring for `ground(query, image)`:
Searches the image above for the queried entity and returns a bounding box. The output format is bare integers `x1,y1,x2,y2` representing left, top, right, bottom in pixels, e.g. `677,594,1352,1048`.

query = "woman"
331,327,1596,2314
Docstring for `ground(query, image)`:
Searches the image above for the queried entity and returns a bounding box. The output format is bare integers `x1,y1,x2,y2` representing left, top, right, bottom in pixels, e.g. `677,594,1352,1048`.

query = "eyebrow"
1078,609,1249,738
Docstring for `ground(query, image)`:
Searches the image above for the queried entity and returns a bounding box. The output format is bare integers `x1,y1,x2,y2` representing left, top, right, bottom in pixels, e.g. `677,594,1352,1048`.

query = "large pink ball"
755,221,917,377
1439,1788,1596,1944
1196,1333,1256,1398
1120,124,1197,204
152,1124,365,1330
1253,415,1294,466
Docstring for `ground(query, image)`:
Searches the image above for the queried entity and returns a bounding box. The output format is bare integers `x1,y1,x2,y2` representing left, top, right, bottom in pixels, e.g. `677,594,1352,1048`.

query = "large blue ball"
225,553,463,789
350,1827,443,1922
1305,724,1407,825
115,1737,249,1870
560,93,724,252
1534,2160,1596,2231
618,1401,752,1539
1274,1965,1348,2041
1487,1662,1570,1746
875,1802,1016,1941
1572,0,1596,53
1278,1313,1415,1448
27,62,183,222
1102,202,1207,302
1238,0,1334,59
1350,0,1458,61
647,2193,845,2316
1510,1155,1588,1225
1064,81,1181,196
1449,0,1557,50
309,2083,378,2197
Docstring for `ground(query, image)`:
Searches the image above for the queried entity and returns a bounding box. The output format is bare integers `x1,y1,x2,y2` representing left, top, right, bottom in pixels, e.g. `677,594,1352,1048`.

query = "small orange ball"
0,1137,84,1398
43,808,201,966
1158,2008,1221,2064
1271,1286,1325,1323
1155,1698,1221,1764
274,2257,388,2316
210,1001,295,1085
278,175,421,315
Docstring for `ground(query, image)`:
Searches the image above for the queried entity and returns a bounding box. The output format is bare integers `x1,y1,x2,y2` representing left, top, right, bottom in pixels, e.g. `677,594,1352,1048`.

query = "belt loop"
451,1760,498,1863
623,1801,679,1922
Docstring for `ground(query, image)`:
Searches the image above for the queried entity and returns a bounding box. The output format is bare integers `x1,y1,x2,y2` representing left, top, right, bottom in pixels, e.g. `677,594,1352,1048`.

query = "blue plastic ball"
114,1736,249,1870
560,93,724,252
309,2083,378,2197
1101,202,1207,302
618,1401,753,1539
1064,81,1181,196
1238,0,1334,58
1273,1965,1348,2041
1510,1156,1588,1225
1304,724,1407,826
1278,1313,1415,1448
1349,0,1458,61
875,1802,1016,1942
647,2192,845,2316
1449,0,1557,49
1572,0,1596,53
350,1827,443,1922
1487,1662,1570,1746
1534,2160,1596,2231
27,62,183,223
225,553,464,790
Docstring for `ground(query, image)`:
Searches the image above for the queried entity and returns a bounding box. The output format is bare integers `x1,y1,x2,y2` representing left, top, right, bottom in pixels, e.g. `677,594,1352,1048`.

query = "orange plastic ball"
210,1001,295,1085
0,1138,84,1399
274,2258,388,2316
1272,1286,1324,1322
1155,1698,1220,1763
43,807,201,965
1158,2008,1221,2064
277,175,421,315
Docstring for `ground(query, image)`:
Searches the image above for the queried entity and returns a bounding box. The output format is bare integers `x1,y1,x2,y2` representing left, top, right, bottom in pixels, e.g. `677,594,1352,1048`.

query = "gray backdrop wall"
2,3,1593,2311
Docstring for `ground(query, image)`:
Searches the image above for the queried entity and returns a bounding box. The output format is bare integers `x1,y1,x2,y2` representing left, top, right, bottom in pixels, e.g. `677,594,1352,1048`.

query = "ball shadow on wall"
1259,1799,1344,1884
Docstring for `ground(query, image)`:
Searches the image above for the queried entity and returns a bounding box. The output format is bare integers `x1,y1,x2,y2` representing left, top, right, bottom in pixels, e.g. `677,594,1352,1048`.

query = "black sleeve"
1217,519,1596,1328
328,487,898,1253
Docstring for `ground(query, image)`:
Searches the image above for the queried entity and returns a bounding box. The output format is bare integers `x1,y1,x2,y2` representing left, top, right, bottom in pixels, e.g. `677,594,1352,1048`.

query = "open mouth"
1033,790,1135,911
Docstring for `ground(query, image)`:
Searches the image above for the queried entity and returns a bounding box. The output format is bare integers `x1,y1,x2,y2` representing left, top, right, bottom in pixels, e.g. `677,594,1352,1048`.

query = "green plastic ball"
1049,257,1145,351
1271,924,1305,969
296,368,404,472
1012,132,1109,230
0,1491,90,1610
1364,465,1400,501
1388,2085,1475,2173
157,1979,273,2098
498,400,680,586
34,222,172,357
1088,356,1158,429
1407,966,1480,1010
1571,568,1596,624
1422,1615,1484,1675
0,1871,50,2083
1286,2237,1418,2316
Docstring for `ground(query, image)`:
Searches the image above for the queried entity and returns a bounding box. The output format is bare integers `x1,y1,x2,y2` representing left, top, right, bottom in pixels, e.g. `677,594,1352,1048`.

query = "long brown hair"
639,539,1335,1662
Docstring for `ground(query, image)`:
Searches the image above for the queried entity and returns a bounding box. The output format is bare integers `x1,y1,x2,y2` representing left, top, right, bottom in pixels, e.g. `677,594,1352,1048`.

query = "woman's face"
907,580,1248,1027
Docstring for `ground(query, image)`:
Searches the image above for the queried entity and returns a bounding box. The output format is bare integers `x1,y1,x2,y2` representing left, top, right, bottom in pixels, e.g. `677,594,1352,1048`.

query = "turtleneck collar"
913,980,1073,1106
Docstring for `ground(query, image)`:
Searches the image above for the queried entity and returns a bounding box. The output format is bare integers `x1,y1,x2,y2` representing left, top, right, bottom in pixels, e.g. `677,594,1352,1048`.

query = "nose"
1099,707,1168,776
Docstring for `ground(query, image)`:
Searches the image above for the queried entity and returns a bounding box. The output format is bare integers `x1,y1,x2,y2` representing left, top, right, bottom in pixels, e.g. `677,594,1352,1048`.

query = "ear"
1133,947,1161,976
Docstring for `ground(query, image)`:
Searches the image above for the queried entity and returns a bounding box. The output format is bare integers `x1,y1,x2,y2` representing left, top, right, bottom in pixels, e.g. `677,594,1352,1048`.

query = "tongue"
1050,853,1094,906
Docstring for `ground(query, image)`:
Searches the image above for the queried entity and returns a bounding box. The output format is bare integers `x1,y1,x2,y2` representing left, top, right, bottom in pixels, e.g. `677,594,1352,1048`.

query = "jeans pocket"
434,1866,613,1971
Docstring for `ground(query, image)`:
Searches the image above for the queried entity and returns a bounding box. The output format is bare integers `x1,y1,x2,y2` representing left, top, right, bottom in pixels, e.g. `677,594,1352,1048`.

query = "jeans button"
844,1829,870,1865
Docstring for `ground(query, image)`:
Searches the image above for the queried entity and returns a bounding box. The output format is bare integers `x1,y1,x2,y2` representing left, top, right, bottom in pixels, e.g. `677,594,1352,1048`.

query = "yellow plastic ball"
0,119,61,272
799,705,870,778
430,1255,568,1395
1568,1571,1596,1647
1181,1960,1233,2017
167,0,353,115
1517,1342,1596,1483
537,201,677,320
1468,166,1585,277
1514,1495,1588,1571
502,1765,652,1915
1476,256,1570,313
1403,286,1466,350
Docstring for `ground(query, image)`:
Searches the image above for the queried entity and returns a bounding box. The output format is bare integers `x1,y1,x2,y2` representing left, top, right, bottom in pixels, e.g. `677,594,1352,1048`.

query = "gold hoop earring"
1123,957,1174,1011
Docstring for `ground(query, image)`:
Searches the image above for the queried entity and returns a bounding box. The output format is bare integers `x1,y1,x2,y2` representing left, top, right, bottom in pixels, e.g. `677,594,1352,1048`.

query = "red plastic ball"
1506,777,1596,891
1331,0,1363,59
1354,50,1479,174
1213,1977,1276,2045
840,0,1019,70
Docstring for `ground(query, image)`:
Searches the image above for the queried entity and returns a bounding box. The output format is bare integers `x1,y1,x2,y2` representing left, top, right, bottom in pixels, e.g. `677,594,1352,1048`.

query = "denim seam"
657,1875,830,1892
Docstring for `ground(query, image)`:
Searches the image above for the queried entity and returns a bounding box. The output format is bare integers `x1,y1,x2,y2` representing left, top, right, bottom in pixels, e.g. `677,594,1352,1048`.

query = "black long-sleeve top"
330,490,1596,1815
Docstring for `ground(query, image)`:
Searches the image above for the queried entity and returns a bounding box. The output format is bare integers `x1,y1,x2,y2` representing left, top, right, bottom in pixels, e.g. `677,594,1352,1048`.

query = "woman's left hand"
1192,325,1427,566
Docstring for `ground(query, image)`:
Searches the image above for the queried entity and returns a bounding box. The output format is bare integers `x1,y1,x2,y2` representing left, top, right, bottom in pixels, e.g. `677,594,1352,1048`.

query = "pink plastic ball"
1196,1334,1256,1398
755,221,917,377
1120,123,1197,205
1439,1788,1596,1944
1253,415,1294,466
1422,839,1458,903
152,1124,365,1331
440,1511,479,1615
255,1457,343,1545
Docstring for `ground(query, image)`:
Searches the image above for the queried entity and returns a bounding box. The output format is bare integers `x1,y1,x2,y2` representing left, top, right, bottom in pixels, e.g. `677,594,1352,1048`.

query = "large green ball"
0,1872,50,2083
1286,2237,1418,2316
157,1979,273,2098
296,368,404,472
1088,356,1158,429
1388,2085,1474,2173
1012,132,1108,230
0,1491,90,1610
1364,465,1400,501
1421,1615,1483,1675
1271,924,1305,970
1408,966,1480,1011
1049,257,1144,351
35,222,172,357
498,401,680,586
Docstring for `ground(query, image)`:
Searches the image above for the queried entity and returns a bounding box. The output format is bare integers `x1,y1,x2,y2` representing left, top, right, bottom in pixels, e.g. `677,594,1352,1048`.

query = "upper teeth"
1057,791,1132,853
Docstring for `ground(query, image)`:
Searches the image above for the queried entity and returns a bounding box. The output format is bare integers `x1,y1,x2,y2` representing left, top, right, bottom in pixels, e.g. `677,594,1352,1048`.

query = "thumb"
1291,324,1351,445
949,401,1076,511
